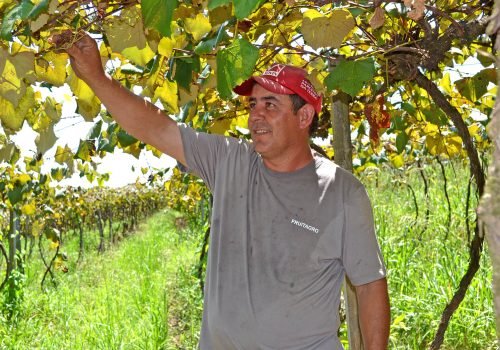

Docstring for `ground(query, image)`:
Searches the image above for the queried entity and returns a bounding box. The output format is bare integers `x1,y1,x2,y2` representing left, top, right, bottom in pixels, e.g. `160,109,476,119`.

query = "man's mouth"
252,128,271,135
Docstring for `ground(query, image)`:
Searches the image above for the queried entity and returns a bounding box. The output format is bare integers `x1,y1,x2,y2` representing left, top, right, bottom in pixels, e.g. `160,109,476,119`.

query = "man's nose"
249,104,265,122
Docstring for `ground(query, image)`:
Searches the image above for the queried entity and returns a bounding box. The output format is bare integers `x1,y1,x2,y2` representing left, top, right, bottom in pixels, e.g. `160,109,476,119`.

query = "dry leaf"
369,7,385,29
406,0,425,21
285,0,295,5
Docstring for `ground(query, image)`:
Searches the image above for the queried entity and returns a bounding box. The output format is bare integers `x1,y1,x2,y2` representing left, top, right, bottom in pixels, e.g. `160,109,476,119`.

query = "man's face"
247,84,303,160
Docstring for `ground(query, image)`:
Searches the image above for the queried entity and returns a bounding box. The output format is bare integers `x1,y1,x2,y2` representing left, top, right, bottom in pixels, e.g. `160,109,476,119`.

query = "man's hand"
355,278,390,350
65,33,107,88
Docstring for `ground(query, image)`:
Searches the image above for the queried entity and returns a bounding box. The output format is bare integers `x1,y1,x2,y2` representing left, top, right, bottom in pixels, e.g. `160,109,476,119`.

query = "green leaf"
141,0,178,37
401,102,416,117
233,0,265,19
208,0,231,10
1,0,34,40
423,108,447,126
174,56,200,91
87,120,103,140
194,25,230,55
117,130,138,147
216,38,259,99
75,140,96,162
396,132,409,154
8,185,23,205
455,75,489,102
325,58,376,97
28,0,49,19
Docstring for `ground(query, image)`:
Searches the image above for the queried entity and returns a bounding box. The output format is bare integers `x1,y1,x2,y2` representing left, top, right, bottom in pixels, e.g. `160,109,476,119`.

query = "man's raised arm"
66,34,186,166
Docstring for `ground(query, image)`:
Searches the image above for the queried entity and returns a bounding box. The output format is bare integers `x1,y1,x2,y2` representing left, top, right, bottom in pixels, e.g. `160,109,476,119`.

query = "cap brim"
233,77,295,96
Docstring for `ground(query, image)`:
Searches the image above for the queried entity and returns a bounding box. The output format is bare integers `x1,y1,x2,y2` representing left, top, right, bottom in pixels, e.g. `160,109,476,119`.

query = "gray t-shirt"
179,125,386,350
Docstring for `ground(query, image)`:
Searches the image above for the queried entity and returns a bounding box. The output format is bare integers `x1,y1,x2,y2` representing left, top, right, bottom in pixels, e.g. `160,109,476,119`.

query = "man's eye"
266,102,275,109
248,103,256,110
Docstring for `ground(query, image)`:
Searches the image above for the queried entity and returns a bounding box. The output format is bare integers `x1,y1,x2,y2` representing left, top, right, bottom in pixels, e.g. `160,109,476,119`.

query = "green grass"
0,210,203,350
361,162,496,349
0,161,496,349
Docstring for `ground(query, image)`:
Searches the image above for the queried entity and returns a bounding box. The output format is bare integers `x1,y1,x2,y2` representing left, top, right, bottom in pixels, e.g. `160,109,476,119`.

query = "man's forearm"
355,278,390,350
87,75,179,154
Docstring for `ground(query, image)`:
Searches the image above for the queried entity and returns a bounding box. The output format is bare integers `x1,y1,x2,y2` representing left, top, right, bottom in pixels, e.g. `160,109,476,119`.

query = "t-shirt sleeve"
178,124,229,191
342,184,386,286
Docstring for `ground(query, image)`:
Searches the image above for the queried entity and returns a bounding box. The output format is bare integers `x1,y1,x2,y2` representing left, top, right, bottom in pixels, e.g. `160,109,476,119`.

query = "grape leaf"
67,69,101,121
456,74,489,102
302,9,355,49
325,58,376,97
141,0,178,37
55,145,73,165
0,0,34,40
35,51,68,86
208,0,230,10
36,125,57,155
184,13,212,42
154,79,179,113
216,38,259,99
75,140,96,162
233,0,265,19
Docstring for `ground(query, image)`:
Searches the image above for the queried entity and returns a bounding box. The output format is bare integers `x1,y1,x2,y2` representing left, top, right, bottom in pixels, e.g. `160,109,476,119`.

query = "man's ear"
298,104,315,130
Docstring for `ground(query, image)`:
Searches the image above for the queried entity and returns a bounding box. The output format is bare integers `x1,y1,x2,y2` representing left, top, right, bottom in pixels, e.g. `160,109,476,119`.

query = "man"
67,34,390,350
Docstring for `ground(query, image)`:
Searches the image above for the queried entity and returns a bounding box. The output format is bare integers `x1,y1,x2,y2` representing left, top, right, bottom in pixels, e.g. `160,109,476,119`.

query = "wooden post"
480,4,500,339
331,91,363,349
7,208,21,276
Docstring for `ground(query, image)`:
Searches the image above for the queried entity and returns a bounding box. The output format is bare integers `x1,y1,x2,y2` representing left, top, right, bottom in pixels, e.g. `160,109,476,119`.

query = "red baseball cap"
233,64,323,114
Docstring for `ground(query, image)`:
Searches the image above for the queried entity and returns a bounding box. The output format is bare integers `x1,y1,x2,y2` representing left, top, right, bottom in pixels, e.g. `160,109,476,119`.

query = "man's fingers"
66,33,95,57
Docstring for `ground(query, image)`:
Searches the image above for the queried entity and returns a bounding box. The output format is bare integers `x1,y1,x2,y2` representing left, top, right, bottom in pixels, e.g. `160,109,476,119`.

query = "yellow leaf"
35,51,68,86
32,220,43,237
0,86,35,132
208,119,231,135
440,73,452,95
16,173,31,184
67,68,101,121
445,135,462,156
122,45,155,67
389,153,405,168
302,9,355,49
21,202,36,216
0,47,25,106
158,37,175,58
124,142,141,159
426,135,442,155
44,96,62,122
0,98,20,131
184,13,212,42
423,123,439,136
55,145,73,164
103,7,147,55
154,80,179,113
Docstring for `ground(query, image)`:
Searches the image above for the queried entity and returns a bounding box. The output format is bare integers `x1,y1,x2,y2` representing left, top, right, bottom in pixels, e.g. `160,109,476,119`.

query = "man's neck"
262,148,314,173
